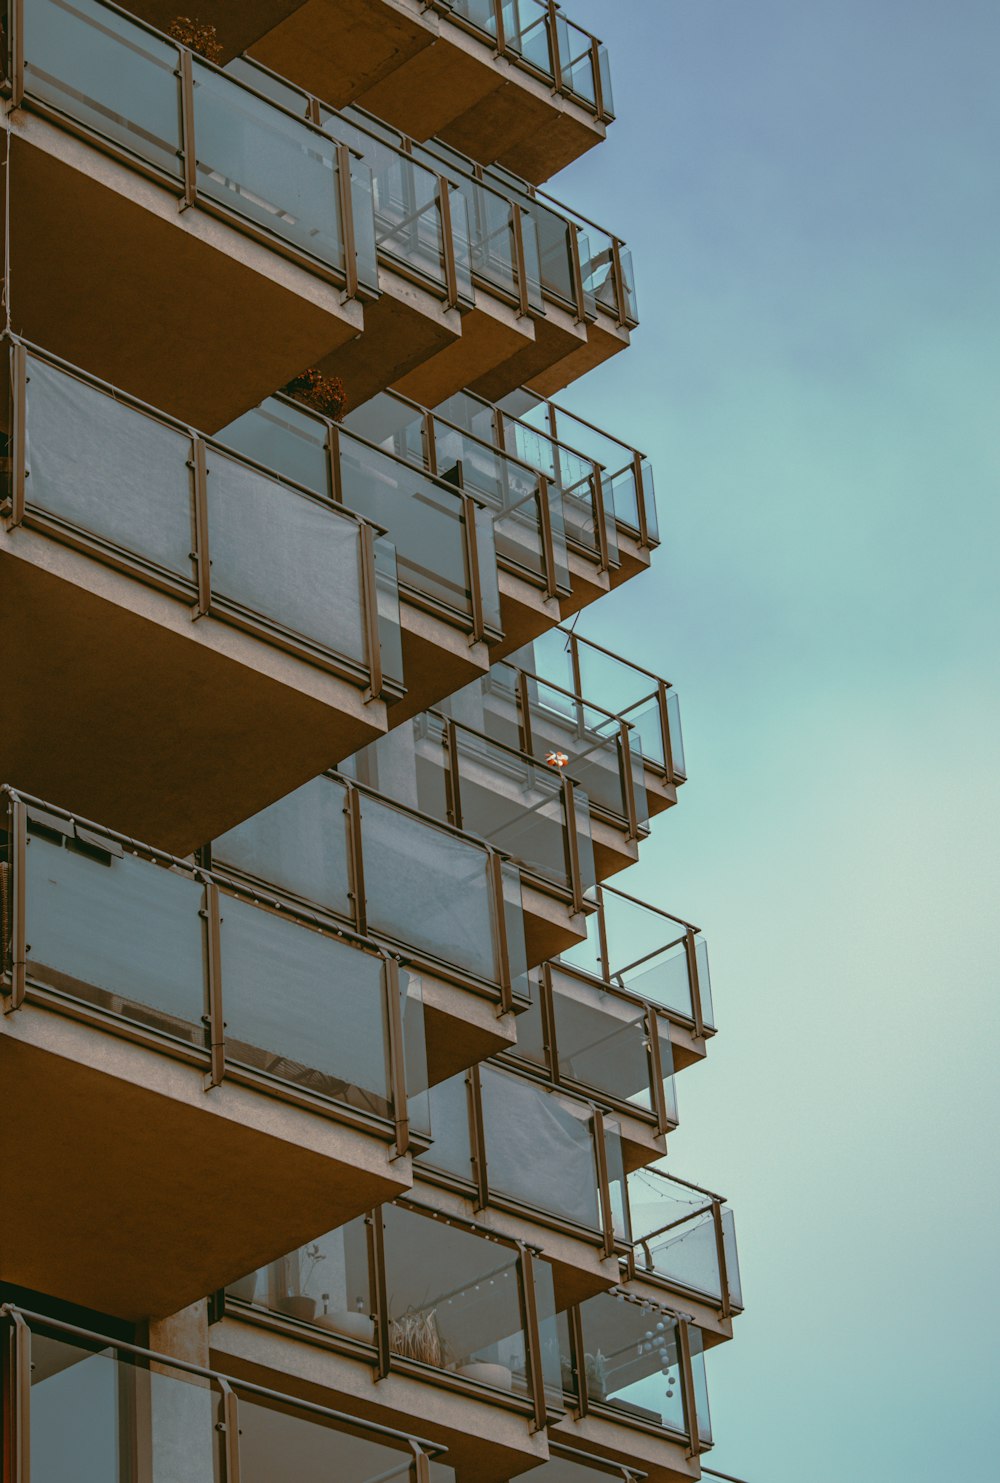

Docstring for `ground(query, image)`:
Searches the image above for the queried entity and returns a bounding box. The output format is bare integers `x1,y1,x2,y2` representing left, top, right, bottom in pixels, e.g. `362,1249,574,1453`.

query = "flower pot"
274,1295,317,1323
313,1309,375,1343
456,1361,513,1391
226,1274,258,1304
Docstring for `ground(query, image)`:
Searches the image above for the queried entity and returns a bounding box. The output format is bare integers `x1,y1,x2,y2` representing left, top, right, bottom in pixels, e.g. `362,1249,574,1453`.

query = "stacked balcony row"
3,0,633,441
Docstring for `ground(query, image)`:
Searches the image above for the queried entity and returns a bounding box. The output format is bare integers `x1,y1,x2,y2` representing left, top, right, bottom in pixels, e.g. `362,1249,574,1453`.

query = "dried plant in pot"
388,1308,445,1368
281,368,348,422
168,16,224,63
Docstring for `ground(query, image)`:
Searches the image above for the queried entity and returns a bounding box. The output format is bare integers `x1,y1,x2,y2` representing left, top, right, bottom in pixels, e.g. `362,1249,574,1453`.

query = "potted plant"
167,17,224,62
281,368,348,422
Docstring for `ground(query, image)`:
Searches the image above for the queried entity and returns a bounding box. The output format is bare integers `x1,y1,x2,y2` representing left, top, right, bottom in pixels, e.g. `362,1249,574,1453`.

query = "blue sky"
546,3,1000,1477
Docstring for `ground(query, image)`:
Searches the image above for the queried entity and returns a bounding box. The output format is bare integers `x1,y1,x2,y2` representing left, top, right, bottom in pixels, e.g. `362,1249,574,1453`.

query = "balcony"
3,0,369,431
207,770,531,1081
439,660,651,879
0,342,403,854
218,393,507,713
501,963,678,1172
343,715,597,961
214,68,636,409
551,1290,712,1479
217,1200,561,1480
560,886,715,1071
627,1170,742,1342
1,1306,452,1483
418,1063,629,1308
496,385,659,579
509,627,686,817
346,387,615,636
164,0,616,183
0,791,428,1318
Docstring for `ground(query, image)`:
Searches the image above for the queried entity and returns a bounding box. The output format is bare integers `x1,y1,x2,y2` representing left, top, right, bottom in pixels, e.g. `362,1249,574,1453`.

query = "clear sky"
547,3,1000,1478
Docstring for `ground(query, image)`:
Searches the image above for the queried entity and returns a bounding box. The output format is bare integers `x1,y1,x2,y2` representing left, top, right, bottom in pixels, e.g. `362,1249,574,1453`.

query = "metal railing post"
366,1208,391,1380
568,221,587,324
202,880,225,1087
334,141,360,301
444,718,463,830
486,850,514,1013
646,1006,671,1138
438,177,459,310
6,342,27,527
685,930,706,1039
344,783,368,936
562,774,585,914
618,718,639,841
2,1308,30,1483
177,46,197,210
3,797,27,1011
536,473,559,600
467,1063,489,1210
7,0,25,109
384,956,411,1159
191,435,211,618
712,1199,732,1321
656,678,675,781
591,1107,616,1259
461,490,486,644
511,203,531,318
677,1320,701,1457
216,1378,242,1483
516,1244,548,1432
358,521,384,702
632,450,651,549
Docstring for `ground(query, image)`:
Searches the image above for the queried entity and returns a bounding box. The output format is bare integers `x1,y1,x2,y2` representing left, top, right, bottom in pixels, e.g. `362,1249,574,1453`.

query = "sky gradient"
546,3,1000,1477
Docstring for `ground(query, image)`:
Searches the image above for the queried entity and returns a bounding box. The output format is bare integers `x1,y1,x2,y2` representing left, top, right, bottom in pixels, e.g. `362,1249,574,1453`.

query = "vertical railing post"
712,1199,732,1321
191,435,211,618
591,36,605,120
516,1244,548,1433
327,421,343,505
334,141,360,301
562,775,585,915
444,718,463,829
568,632,584,699
536,474,559,600
632,450,651,549
486,850,513,1014
408,1443,432,1483
358,521,384,703
366,1207,391,1380
467,1063,489,1210
215,1379,242,1483
591,1107,616,1258
538,962,559,1083
511,204,531,318
202,880,225,1087
656,678,675,781
2,1308,31,1483
646,1005,671,1138
610,237,629,328
594,883,611,982
344,783,368,936
545,0,563,92
177,46,197,211
568,1302,588,1416
438,177,459,310
618,718,639,841
5,342,27,528
515,667,534,755
7,0,25,109
492,0,506,55
3,796,27,1011
568,222,587,324
592,464,611,574
677,1320,701,1457
685,929,705,1039
384,955,411,1159
421,410,438,477
461,490,486,644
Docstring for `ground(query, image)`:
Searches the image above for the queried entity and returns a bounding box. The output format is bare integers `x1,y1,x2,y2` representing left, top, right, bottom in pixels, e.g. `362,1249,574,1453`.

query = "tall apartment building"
0,3,749,1481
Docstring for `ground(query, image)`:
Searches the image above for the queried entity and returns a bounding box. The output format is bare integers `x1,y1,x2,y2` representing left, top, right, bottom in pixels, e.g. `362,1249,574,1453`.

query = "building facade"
0,3,749,1481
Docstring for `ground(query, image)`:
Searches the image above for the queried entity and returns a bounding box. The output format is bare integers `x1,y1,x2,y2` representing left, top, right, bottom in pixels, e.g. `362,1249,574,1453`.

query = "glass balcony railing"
497,386,659,547
503,964,678,1136
431,0,615,123
344,714,597,910
226,1200,562,1429
439,661,650,838
628,1169,742,1318
8,0,633,333
4,1307,453,1483
563,1290,713,1450
14,0,375,291
419,1063,629,1254
225,55,634,329
1,788,429,1151
4,339,402,698
218,394,502,644
560,884,715,1036
509,628,683,783
209,771,530,1010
